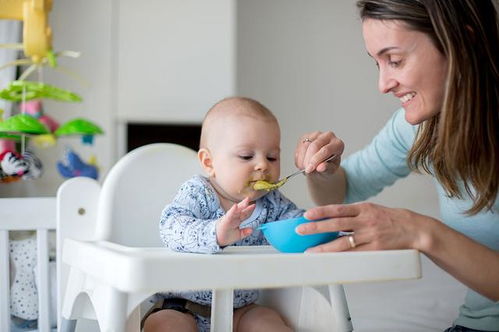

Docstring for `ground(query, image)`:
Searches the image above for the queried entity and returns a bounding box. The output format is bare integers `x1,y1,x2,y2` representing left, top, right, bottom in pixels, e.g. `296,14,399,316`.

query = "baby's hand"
216,197,255,247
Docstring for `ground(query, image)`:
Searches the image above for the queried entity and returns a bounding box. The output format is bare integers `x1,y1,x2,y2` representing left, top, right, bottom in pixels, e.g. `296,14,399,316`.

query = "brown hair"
357,0,498,214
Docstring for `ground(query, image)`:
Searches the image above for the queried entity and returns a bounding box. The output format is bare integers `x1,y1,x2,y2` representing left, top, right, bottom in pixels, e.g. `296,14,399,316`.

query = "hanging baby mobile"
0,0,103,183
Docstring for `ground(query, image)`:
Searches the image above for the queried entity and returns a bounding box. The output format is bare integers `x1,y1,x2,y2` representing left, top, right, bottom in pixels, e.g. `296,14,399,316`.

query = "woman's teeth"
400,92,416,103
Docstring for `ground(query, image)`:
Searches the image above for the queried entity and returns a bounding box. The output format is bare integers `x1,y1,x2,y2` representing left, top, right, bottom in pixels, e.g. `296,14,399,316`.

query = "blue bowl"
258,216,339,253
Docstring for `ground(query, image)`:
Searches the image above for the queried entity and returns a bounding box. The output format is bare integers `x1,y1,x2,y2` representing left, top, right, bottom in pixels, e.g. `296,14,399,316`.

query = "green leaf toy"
0,114,50,135
0,80,82,102
0,132,22,140
55,118,104,136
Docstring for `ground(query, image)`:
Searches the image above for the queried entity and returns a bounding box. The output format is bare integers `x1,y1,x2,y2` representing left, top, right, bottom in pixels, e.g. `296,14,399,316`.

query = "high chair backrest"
96,143,201,247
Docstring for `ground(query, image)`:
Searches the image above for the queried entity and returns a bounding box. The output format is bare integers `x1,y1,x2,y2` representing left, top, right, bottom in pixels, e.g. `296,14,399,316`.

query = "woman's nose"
378,68,398,94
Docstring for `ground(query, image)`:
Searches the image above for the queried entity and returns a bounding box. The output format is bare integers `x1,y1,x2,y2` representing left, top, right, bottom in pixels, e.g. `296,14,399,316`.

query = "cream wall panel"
116,0,236,123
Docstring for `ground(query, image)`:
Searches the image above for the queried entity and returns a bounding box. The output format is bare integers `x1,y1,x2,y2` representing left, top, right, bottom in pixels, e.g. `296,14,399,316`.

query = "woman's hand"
295,131,344,175
296,202,426,253
216,197,255,247
295,131,347,205
298,202,499,301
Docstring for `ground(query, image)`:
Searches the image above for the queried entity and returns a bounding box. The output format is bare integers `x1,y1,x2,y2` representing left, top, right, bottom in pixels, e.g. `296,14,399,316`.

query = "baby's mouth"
248,178,268,186
248,179,265,186
251,178,286,192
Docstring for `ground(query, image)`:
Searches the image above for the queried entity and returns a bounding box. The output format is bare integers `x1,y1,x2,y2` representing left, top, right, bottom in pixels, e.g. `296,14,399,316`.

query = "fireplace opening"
126,123,202,153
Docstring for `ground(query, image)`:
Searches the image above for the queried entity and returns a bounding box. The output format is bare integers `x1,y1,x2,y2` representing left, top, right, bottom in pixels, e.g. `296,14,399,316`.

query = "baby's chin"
238,186,266,201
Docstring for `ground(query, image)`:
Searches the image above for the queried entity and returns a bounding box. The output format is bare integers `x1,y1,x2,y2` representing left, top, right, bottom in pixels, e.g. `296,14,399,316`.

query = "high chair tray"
63,239,421,293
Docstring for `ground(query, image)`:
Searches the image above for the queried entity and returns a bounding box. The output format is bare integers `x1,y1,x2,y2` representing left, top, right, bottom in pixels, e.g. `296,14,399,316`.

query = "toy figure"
56,148,98,180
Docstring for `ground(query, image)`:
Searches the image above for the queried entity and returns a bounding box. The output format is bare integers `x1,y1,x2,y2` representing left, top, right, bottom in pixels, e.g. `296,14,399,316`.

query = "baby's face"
209,114,281,202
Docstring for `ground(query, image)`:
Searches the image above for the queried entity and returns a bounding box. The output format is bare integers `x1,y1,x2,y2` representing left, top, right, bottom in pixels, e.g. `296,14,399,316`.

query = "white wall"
0,0,439,219
236,0,439,216
0,0,236,197
116,0,235,124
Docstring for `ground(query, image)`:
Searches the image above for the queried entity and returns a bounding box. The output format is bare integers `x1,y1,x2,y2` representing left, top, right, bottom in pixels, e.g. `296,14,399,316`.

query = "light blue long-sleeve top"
159,175,304,308
342,108,499,331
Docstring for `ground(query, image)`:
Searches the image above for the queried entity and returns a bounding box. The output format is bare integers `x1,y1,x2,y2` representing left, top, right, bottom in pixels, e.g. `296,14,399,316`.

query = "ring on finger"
302,137,312,143
347,235,356,249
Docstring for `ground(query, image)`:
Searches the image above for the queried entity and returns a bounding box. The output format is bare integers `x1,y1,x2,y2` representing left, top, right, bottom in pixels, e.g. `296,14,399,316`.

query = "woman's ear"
198,148,215,176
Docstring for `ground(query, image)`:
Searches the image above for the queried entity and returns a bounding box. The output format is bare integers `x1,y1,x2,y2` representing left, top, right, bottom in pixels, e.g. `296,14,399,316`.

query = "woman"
294,1,498,331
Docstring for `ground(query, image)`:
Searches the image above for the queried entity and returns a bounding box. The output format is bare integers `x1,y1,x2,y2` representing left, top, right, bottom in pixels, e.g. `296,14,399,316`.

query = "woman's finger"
295,131,321,169
305,132,343,173
306,232,369,253
296,216,357,235
304,204,360,220
303,132,329,172
305,235,353,253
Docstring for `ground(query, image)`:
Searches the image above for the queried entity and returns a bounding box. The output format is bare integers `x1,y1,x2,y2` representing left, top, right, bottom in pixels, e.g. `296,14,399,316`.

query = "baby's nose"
255,158,269,172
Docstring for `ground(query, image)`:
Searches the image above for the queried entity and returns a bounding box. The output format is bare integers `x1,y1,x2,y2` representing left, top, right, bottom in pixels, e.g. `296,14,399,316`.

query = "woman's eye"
388,60,401,67
387,56,402,68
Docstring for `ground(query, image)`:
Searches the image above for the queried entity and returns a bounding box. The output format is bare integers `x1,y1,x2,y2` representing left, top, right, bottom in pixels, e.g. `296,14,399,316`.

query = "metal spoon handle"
285,154,338,181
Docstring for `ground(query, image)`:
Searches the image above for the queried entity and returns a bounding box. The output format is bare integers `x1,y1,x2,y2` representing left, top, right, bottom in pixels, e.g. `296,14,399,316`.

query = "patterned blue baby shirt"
159,174,304,308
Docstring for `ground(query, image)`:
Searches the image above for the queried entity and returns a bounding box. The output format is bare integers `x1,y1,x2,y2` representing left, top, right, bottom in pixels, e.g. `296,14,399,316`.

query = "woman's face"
362,19,448,125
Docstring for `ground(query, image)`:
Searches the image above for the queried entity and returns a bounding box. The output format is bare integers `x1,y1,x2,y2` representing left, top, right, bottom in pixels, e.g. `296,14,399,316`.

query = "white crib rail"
0,197,56,332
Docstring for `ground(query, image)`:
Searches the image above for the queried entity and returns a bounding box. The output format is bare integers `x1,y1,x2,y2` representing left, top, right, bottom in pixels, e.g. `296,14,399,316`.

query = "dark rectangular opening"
126,123,201,152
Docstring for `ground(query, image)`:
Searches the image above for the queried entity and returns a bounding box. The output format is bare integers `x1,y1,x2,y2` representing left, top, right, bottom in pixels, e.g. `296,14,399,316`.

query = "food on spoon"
253,178,287,191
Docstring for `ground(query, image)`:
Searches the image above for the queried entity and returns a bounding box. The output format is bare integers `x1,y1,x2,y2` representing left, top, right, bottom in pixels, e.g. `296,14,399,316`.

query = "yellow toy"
0,0,53,64
0,0,83,82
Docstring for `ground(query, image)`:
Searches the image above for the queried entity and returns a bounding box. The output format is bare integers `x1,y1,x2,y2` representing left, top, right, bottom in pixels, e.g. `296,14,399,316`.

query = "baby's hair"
199,97,277,149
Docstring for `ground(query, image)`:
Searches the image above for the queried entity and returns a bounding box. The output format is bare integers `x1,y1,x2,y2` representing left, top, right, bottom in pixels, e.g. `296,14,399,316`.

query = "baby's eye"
267,157,277,162
239,155,253,160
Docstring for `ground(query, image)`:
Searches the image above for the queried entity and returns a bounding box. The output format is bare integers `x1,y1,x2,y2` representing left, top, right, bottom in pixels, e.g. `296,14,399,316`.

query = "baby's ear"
198,148,215,176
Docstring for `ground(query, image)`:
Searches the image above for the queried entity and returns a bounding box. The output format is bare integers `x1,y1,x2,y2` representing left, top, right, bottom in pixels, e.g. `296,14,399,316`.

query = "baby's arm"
160,204,221,254
159,177,255,253
216,197,255,247
159,178,223,253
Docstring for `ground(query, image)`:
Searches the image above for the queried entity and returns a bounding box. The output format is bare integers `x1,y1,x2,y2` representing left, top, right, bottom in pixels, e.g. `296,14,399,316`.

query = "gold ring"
302,138,312,143
347,235,356,248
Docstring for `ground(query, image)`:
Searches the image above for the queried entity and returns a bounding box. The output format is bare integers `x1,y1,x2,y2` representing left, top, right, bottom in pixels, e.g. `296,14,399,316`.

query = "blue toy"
56,148,98,180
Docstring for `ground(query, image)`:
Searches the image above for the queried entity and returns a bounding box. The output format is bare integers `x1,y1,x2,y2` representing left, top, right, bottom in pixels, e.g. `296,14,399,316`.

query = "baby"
144,97,303,332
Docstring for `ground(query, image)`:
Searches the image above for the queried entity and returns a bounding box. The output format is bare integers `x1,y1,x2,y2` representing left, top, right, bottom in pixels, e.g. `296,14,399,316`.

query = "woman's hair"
357,0,499,215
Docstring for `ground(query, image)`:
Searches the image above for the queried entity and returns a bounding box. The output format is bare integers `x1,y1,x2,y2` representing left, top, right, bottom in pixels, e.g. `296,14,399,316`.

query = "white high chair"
56,143,421,332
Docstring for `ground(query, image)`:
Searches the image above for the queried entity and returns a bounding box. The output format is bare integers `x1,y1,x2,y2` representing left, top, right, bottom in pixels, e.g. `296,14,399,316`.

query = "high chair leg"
59,318,76,332
305,285,353,331
126,306,141,332
211,289,234,332
95,288,128,332
328,284,352,331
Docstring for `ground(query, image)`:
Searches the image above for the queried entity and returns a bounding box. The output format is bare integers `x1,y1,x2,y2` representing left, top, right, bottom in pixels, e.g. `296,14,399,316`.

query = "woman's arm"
306,167,347,205
297,203,499,301
421,214,499,302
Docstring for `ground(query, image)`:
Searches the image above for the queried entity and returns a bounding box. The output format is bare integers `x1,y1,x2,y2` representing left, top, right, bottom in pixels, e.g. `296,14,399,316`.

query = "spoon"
253,154,339,191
